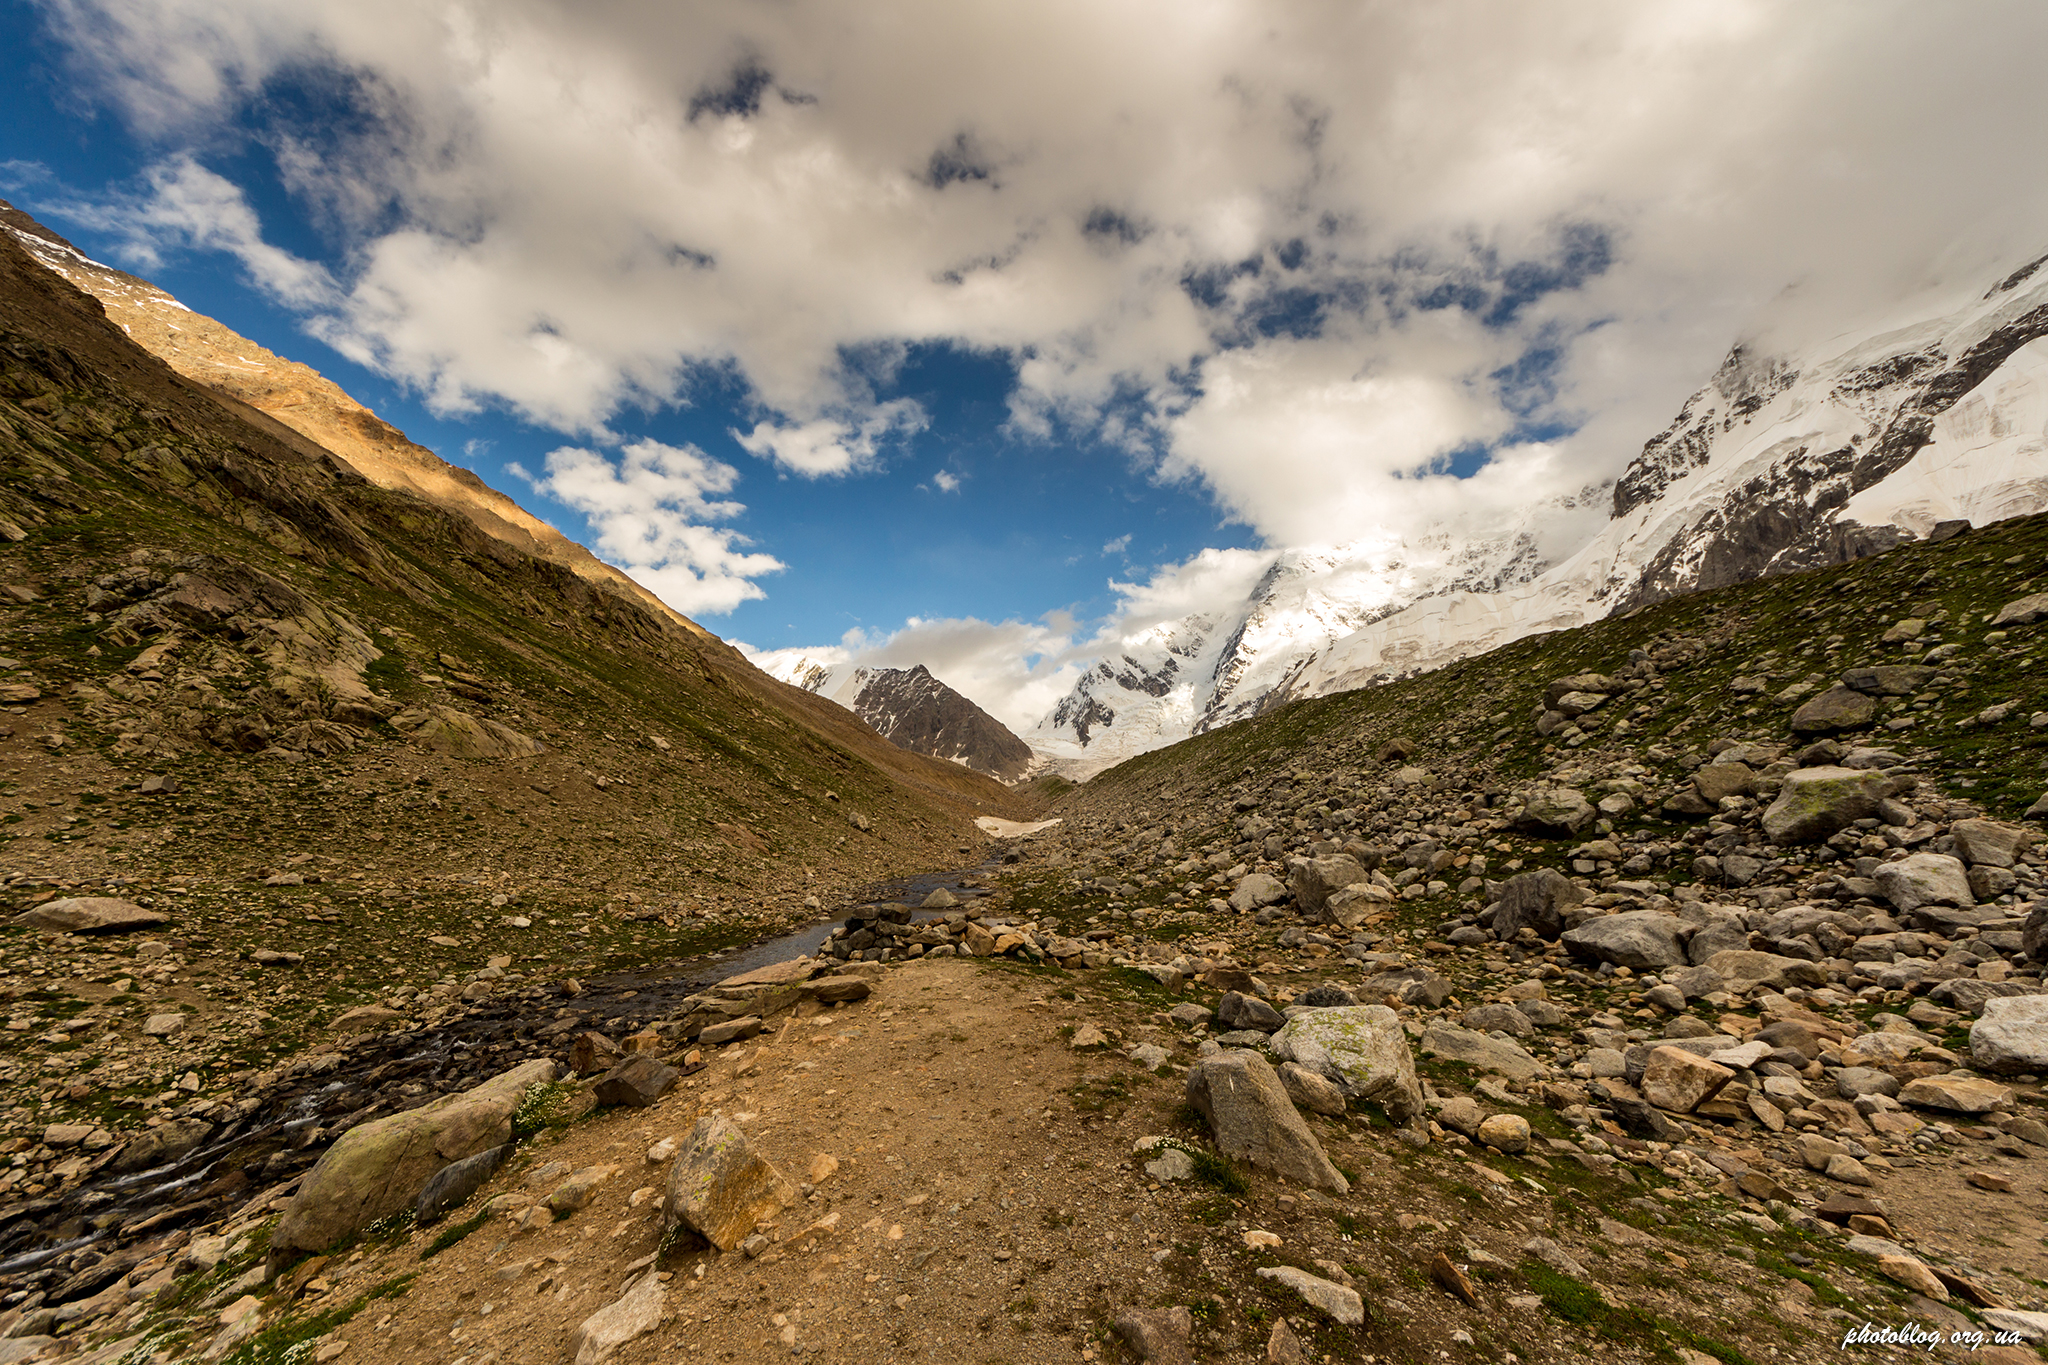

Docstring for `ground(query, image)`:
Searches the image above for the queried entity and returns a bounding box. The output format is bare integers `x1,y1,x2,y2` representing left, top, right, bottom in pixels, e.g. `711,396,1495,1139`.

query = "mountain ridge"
759,654,1036,782
1025,251,2048,774
0,198,713,642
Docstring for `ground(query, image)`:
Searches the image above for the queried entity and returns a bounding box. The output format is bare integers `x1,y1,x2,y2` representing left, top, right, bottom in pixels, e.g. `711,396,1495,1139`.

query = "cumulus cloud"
530,438,783,614
55,155,336,307
932,469,960,493
34,0,2048,547
1100,534,1129,556
733,399,927,478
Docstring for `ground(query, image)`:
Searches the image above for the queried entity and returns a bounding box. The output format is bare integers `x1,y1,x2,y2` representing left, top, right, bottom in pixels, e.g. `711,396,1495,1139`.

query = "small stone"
1876,1256,1949,1301
142,1012,186,1037
1899,1074,2013,1114
570,1271,663,1365
1639,1046,1734,1114
593,1055,679,1108
1476,1113,1531,1153
1113,1306,1194,1365
326,1005,404,1034
1823,1154,1874,1186
1257,1266,1366,1324
1966,1171,2014,1193
1144,1147,1195,1183
570,1032,625,1077
1265,1316,1307,1365
698,1016,763,1046
1427,1251,1481,1307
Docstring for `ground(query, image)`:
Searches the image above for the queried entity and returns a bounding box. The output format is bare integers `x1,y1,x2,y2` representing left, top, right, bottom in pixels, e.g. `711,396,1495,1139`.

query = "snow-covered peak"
1028,247,2048,774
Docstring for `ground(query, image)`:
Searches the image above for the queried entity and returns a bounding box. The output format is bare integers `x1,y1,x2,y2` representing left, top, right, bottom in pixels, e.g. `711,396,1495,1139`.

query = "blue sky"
0,2,1260,655
6,0,2045,728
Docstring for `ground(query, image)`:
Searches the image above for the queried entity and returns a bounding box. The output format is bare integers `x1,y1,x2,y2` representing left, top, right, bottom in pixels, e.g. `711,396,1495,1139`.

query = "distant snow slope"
1029,250,2048,774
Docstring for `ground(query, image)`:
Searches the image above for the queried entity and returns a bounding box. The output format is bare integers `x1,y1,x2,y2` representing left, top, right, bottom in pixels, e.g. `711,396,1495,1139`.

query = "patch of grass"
221,1274,415,1365
419,1206,492,1260
1067,1074,1135,1114
510,1081,585,1138
1522,1261,1759,1365
1187,1148,1247,1195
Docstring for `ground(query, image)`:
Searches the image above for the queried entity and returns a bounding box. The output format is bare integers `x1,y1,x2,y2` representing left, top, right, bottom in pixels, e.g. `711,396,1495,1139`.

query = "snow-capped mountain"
1030,249,2048,772
760,657,1035,782
1027,494,1607,772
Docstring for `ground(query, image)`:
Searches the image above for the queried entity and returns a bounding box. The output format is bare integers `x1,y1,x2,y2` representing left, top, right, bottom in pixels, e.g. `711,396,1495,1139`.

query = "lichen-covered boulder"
1761,766,1892,844
1268,1006,1422,1122
662,1112,796,1251
274,1058,558,1258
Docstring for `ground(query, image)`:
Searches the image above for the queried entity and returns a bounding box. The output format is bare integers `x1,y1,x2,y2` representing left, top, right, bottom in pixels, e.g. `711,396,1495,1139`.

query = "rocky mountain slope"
760,656,1036,782
0,199,712,643
1030,253,2048,774
0,211,1034,1304
13,454,2047,1365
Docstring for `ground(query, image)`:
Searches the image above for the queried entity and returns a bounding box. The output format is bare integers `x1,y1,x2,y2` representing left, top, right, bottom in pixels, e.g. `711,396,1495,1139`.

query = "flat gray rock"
15,897,169,934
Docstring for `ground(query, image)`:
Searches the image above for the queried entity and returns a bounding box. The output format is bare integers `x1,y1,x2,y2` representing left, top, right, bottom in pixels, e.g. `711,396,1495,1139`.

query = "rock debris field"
6,514,2048,1363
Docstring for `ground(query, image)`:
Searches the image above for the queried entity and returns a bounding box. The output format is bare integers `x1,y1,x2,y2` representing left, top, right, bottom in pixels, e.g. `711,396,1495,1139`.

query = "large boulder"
1705,950,1827,991
1841,665,1937,696
1489,869,1583,943
662,1113,796,1251
1790,686,1877,735
1513,789,1596,837
1227,873,1288,913
274,1058,558,1258
1971,996,2048,1075
1951,819,2032,868
1322,882,1395,928
1418,1023,1547,1082
1991,591,2048,626
1874,854,1974,912
1287,856,1367,914
1184,1052,1349,1192
1267,1006,1423,1122
1686,911,1751,964
1640,1046,1734,1113
1761,767,1892,844
15,898,169,934
1561,911,1689,970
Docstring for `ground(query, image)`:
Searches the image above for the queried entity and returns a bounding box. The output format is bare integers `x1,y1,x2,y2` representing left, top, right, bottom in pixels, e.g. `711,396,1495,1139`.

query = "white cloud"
58,155,337,307
733,399,927,478
932,469,960,493
532,438,783,614
36,0,2048,549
